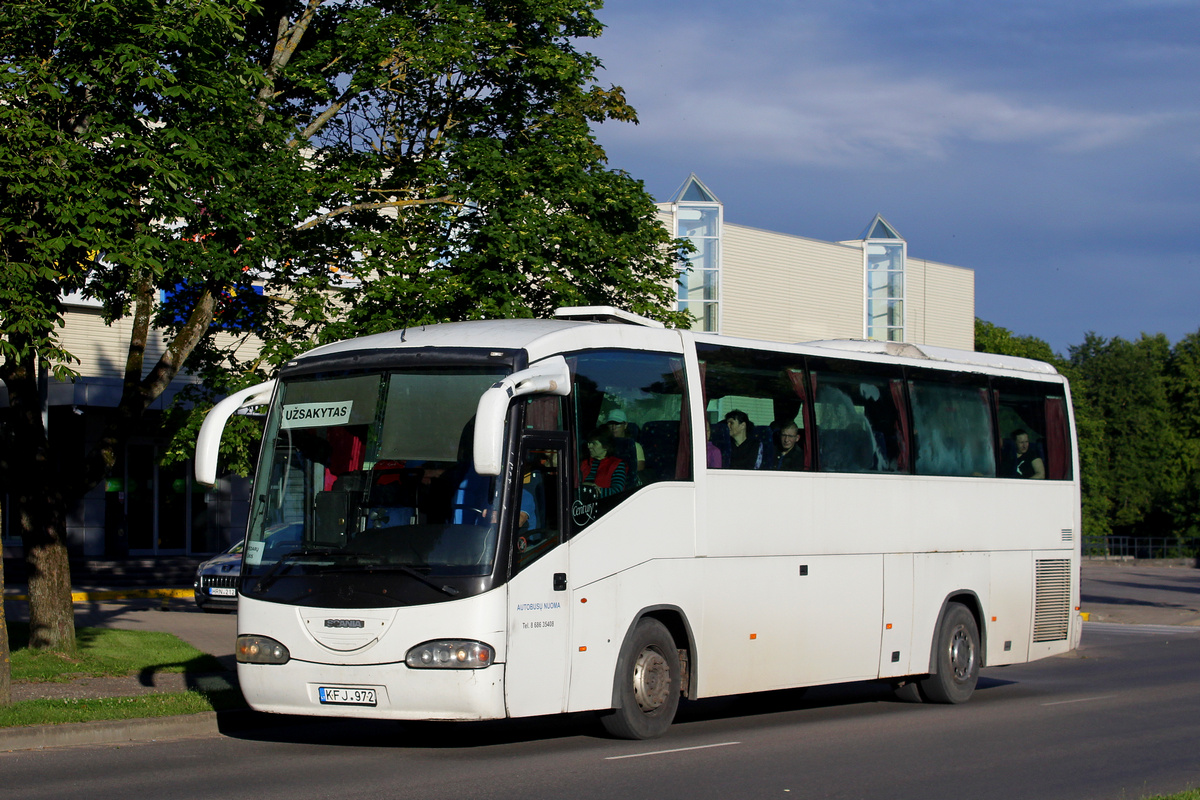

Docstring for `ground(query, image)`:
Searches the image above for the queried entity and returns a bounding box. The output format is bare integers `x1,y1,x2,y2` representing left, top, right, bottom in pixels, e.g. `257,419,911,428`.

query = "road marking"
1084,622,1200,635
605,741,741,760
1041,695,1117,707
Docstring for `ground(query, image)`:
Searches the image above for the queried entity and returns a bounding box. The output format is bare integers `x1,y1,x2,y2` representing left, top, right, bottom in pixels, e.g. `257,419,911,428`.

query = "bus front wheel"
919,602,980,704
600,618,681,739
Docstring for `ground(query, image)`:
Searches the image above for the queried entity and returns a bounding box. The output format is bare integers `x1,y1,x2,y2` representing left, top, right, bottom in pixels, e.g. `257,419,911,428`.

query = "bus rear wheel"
600,618,681,739
919,602,980,704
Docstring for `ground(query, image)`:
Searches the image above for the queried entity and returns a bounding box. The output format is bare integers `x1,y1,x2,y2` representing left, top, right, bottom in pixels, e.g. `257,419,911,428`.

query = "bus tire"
600,618,681,739
919,602,980,704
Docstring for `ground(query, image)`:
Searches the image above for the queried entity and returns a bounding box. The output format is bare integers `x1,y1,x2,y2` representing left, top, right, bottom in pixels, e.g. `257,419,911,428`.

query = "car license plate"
210,587,237,597
318,687,377,706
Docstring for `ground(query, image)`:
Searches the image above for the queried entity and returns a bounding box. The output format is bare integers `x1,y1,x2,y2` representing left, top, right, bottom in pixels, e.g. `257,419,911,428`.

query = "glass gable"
671,174,722,333
860,215,905,342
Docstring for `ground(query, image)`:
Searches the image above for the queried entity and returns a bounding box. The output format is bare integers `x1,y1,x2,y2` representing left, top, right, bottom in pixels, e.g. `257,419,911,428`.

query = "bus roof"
797,339,1061,376
292,307,1059,379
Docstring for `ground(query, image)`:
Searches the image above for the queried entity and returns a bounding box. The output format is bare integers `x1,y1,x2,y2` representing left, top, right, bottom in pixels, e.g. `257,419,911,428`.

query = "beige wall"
720,223,865,343
59,305,169,380
670,217,974,350
905,257,975,350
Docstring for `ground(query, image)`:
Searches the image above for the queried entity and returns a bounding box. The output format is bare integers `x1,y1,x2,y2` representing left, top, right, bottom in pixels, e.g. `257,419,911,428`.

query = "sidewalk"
3,559,1199,751
1080,559,1200,626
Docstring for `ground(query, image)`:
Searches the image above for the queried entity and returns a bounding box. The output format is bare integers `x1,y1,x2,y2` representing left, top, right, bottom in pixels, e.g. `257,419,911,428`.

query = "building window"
861,214,905,342
671,174,722,332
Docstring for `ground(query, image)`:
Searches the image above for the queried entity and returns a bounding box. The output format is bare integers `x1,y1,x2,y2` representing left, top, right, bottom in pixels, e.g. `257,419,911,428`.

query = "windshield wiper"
252,546,342,593
341,560,461,597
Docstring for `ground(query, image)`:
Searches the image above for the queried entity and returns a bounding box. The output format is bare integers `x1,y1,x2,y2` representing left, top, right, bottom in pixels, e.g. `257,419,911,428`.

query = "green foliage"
1,0,690,485
974,319,1062,366
1069,332,1180,537
1164,332,1200,537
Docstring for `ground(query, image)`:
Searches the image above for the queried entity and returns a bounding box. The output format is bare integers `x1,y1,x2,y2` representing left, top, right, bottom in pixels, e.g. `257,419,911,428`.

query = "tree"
0,561,8,707
0,0,689,669
1069,333,1180,539
1165,330,1200,538
974,319,1060,364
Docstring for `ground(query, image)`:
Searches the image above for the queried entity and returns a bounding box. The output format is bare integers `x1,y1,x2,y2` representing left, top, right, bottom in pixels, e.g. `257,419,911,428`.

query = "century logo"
324,619,366,628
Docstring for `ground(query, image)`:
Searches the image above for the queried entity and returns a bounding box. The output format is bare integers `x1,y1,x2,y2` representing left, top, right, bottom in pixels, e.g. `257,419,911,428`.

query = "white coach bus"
196,306,1081,739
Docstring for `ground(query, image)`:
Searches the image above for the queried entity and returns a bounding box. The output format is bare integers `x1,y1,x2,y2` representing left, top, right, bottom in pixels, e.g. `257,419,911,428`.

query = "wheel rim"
948,624,977,682
632,646,671,712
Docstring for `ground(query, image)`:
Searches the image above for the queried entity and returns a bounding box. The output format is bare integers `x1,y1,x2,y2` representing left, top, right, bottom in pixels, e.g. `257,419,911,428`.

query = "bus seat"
819,427,875,473
710,420,733,467
640,419,681,482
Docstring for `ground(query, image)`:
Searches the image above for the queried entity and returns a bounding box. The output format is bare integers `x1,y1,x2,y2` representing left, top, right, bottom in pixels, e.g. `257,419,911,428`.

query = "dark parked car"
193,540,243,612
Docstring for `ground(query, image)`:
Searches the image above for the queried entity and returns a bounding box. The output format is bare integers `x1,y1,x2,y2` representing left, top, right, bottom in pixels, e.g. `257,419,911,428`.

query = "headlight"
405,640,494,669
236,634,290,664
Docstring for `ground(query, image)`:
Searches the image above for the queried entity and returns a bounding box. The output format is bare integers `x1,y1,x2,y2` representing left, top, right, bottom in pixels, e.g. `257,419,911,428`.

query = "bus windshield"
242,366,510,607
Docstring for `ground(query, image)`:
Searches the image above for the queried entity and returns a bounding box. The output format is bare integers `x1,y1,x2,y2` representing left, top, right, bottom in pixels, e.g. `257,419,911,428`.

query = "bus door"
504,437,572,717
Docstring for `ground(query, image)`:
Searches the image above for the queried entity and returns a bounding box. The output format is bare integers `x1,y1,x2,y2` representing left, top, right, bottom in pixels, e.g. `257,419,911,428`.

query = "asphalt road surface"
3,621,1199,800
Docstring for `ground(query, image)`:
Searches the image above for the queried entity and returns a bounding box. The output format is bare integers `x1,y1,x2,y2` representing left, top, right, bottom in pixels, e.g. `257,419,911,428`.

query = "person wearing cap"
604,409,646,473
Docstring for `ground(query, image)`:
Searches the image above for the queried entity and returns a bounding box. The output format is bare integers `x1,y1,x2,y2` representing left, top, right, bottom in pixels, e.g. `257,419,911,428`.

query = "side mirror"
473,356,570,476
195,380,277,487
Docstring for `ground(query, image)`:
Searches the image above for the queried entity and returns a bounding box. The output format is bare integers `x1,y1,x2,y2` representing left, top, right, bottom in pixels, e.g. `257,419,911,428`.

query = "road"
3,621,1199,800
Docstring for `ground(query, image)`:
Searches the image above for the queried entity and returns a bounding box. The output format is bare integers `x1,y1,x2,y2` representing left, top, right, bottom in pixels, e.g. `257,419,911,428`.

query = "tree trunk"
1,552,11,706
0,350,76,653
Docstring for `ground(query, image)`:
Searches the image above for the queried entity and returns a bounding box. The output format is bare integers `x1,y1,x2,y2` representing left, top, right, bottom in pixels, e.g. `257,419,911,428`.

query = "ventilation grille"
1061,528,1074,543
1033,559,1072,642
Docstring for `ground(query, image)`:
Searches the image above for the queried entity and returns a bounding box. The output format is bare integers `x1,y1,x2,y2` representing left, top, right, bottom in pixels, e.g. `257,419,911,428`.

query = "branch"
258,0,324,123
295,194,459,229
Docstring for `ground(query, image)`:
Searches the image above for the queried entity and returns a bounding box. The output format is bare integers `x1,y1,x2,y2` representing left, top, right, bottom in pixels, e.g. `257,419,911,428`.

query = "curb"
0,712,221,752
4,588,194,604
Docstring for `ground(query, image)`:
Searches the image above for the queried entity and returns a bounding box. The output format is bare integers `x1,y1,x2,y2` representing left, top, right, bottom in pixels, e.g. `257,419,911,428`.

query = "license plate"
319,686,377,706
210,587,237,597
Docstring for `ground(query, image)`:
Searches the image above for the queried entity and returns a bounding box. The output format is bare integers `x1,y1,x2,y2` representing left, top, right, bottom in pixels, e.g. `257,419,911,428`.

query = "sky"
584,0,1200,355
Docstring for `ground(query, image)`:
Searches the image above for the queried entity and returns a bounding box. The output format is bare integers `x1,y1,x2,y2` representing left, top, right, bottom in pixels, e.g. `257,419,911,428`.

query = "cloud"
591,16,1177,168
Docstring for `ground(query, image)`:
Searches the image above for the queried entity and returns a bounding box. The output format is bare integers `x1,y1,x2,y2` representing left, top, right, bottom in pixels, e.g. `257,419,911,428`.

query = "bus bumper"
237,661,508,721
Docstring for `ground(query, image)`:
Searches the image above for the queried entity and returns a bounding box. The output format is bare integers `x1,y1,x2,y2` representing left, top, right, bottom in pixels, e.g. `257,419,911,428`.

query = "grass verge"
0,689,246,727
2,621,246,728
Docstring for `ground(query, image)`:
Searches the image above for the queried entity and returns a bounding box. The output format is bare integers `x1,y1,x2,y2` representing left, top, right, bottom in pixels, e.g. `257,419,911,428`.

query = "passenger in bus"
580,427,629,497
774,423,804,471
605,409,646,475
705,419,722,468
518,489,539,528
1002,429,1046,479
724,410,764,469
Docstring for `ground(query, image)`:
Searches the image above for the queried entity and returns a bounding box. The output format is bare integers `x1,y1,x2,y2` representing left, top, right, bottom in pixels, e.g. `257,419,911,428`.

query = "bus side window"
993,379,1073,480
569,350,690,530
807,360,906,474
909,374,996,478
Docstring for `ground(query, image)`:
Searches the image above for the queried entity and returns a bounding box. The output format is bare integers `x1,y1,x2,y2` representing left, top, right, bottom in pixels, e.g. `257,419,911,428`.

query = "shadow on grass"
2,619,246,727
